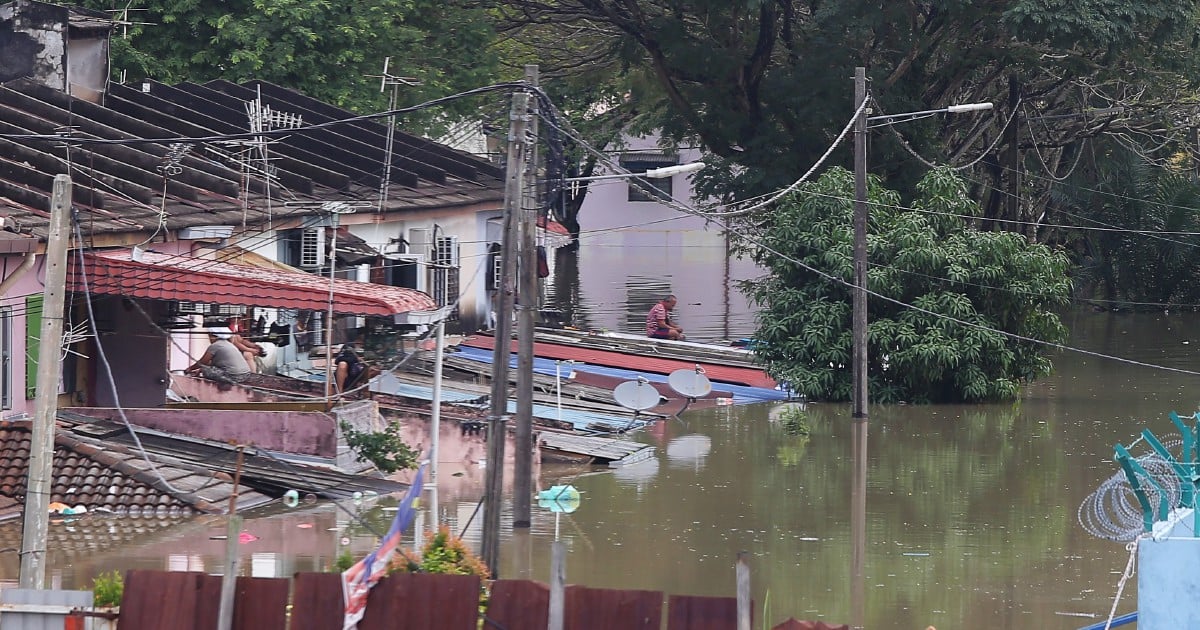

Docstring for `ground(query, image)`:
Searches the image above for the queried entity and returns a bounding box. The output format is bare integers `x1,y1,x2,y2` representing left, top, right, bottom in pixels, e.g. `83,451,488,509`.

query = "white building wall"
575,134,760,341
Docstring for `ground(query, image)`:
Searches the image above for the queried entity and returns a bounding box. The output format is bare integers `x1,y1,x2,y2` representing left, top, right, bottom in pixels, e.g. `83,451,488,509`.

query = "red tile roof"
71,249,437,316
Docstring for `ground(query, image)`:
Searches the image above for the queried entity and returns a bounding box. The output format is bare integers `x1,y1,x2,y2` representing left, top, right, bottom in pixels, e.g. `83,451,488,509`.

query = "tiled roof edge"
55,431,231,514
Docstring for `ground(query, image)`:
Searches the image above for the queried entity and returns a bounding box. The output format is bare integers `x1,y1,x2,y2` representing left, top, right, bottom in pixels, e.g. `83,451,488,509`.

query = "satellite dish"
668,368,712,399
613,379,662,411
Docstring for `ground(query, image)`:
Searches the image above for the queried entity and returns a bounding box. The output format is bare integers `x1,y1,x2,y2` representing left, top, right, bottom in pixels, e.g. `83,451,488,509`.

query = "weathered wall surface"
64,405,339,457
0,1,68,90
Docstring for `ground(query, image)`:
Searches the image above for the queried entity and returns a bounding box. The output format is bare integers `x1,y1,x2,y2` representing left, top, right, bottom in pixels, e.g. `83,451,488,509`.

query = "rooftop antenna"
368,57,421,214
240,85,303,228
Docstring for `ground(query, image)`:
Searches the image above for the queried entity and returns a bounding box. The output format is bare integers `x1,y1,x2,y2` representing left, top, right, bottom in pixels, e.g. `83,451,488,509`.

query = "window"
431,236,460,320
620,156,676,202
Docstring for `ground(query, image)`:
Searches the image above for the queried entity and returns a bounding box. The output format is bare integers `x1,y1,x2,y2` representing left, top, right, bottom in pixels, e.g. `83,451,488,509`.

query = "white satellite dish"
613,379,662,411
668,368,712,399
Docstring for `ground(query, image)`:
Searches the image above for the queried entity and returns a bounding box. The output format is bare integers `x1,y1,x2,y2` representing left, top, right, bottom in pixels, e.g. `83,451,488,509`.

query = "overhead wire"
545,98,1200,377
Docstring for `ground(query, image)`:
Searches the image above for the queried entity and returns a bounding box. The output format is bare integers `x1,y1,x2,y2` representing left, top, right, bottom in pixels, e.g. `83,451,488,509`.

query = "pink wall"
63,406,338,457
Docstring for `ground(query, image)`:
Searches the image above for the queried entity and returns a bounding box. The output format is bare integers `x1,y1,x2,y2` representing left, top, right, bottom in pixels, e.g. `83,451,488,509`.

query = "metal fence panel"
486,580,549,630
117,570,218,630
0,588,93,630
564,585,663,630
288,573,343,630
233,577,290,630
666,594,739,630
359,573,480,630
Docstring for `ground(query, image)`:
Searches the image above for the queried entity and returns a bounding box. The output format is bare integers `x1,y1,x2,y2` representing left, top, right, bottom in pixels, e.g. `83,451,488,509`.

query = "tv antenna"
368,57,422,214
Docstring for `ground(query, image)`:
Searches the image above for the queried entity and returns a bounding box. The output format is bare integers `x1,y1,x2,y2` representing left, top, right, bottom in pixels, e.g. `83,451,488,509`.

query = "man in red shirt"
646,295,685,340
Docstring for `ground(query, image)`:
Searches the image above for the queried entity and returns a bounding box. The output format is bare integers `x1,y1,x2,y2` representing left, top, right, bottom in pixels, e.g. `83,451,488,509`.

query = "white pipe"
0,252,37,296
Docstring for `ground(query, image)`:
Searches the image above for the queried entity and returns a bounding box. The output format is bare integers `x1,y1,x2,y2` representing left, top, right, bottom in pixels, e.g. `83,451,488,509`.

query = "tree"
85,0,500,123
739,167,1071,403
1051,140,1200,308
490,1,1200,228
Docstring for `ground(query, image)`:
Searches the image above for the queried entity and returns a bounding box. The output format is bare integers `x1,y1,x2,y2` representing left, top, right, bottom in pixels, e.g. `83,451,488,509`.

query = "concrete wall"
343,210,495,333
0,0,67,90
1139,511,1200,629
64,406,338,457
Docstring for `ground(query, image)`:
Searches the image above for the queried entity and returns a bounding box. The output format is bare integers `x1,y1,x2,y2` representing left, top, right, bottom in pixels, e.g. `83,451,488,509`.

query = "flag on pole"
341,462,427,630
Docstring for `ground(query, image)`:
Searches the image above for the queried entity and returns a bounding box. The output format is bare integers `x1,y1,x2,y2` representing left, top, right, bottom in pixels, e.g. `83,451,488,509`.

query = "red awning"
69,250,436,316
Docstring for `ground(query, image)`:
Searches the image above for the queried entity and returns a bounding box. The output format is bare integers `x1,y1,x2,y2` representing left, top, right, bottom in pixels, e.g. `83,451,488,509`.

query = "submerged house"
0,0,515,513
574,133,759,340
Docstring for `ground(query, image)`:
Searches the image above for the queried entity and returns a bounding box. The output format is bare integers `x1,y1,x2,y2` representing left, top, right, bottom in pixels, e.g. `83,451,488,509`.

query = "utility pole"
514,65,539,528
19,174,71,589
482,90,529,574
850,66,869,630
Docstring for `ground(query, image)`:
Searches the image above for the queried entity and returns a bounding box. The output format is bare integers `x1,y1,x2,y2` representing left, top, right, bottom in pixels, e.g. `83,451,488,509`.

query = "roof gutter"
0,252,38,296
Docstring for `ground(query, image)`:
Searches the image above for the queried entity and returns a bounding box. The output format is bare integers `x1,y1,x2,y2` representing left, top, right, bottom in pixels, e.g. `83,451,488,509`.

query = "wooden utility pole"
850,66,869,630
482,90,529,574
514,65,539,528
19,175,71,589
217,446,246,630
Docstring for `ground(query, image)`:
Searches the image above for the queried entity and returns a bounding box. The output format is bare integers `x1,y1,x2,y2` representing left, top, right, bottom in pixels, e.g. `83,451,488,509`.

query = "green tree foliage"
84,0,500,120
491,1,1200,221
740,167,1071,403
1050,141,1200,308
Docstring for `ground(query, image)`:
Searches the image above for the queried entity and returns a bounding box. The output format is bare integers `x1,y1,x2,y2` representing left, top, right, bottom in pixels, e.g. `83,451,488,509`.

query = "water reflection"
665,435,712,468
611,458,660,487
10,308,1197,629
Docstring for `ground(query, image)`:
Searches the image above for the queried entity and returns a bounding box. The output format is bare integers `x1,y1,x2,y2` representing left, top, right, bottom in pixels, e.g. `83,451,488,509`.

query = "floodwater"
9,243,1198,630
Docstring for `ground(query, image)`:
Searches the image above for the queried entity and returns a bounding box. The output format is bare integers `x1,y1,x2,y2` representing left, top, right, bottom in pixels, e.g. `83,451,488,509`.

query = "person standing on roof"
185,327,252,383
646,295,686,341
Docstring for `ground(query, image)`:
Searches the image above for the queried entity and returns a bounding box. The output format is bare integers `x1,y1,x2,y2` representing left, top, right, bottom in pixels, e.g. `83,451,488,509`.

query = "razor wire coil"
1078,445,1187,542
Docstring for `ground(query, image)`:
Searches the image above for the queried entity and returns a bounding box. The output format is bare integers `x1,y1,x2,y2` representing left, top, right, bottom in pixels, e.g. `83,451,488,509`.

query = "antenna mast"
372,57,420,214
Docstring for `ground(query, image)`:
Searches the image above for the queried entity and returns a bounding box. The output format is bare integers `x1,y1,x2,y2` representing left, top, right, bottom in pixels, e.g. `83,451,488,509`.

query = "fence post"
548,541,566,630
737,551,751,630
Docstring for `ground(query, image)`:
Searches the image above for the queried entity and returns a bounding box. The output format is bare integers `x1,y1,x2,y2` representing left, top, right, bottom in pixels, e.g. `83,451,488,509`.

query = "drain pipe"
0,252,38,296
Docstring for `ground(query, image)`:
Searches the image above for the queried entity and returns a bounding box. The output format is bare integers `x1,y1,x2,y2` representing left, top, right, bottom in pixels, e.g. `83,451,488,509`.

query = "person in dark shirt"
334,347,368,393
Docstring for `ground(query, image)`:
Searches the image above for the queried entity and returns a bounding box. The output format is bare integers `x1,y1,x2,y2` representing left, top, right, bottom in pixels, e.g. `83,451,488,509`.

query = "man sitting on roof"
185,327,252,383
646,295,686,341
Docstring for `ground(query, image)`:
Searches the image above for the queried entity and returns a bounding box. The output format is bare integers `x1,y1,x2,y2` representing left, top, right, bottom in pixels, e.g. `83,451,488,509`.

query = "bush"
389,526,490,578
91,570,123,607
340,420,419,474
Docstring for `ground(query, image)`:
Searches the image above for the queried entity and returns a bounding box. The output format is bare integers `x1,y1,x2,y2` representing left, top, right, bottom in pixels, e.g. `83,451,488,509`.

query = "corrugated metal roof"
0,77,502,240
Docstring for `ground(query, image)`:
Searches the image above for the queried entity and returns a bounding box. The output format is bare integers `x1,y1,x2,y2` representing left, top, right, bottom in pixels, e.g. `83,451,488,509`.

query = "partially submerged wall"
64,406,338,457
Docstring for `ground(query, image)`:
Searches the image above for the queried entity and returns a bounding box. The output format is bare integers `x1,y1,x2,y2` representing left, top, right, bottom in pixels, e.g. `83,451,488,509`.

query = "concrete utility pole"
481,90,529,574
514,65,539,528
19,174,71,589
850,66,869,630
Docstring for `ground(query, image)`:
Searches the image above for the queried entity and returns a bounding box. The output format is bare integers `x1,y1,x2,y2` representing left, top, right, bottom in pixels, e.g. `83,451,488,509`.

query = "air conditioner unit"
408,227,431,261
434,235,459,267
299,226,326,269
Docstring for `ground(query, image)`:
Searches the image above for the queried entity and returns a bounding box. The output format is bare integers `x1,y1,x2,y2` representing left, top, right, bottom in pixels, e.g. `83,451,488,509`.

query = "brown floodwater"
6,240,1196,629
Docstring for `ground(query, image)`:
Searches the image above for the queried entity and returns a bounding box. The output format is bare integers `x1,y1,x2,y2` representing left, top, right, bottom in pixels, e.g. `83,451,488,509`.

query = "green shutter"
25,295,41,399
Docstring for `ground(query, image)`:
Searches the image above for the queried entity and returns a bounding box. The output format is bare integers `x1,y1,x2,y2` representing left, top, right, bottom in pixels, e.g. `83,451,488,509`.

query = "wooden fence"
114,570,847,630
